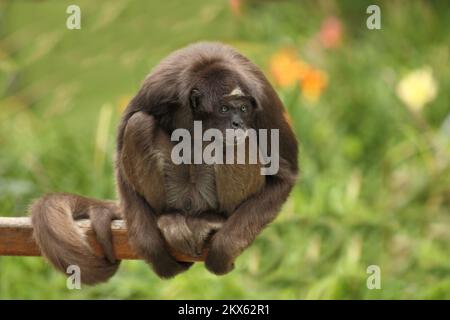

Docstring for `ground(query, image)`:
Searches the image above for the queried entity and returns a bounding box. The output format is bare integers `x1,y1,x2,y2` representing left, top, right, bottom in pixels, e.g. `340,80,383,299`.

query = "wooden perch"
0,217,206,262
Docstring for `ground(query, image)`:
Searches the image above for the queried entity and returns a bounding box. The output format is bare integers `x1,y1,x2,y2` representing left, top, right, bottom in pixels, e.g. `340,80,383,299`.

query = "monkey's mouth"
224,129,248,146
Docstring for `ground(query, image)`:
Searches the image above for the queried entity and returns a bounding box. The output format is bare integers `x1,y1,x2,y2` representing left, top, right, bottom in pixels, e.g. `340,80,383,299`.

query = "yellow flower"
270,49,309,87
117,95,131,114
396,67,438,112
300,68,328,102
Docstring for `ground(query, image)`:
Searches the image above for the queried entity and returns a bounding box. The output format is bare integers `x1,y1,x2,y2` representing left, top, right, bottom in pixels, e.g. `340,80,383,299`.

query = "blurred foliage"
0,0,449,299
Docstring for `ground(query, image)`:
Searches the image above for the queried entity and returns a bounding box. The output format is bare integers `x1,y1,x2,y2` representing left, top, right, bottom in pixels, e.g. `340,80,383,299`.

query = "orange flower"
270,49,309,87
300,68,328,102
269,48,328,102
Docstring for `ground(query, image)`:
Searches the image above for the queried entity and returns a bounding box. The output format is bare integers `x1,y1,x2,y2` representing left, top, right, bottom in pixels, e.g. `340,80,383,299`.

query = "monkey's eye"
240,105,248,113
220,105,229,113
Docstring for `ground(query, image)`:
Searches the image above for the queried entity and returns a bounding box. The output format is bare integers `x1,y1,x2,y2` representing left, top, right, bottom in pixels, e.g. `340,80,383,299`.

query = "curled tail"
30,193,122,285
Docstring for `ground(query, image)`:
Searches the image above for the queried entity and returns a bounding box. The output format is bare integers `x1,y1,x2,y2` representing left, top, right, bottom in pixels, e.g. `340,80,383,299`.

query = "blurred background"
0,0,449,299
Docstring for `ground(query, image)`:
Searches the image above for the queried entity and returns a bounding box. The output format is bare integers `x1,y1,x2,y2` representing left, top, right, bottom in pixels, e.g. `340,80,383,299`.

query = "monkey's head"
188,66,260,144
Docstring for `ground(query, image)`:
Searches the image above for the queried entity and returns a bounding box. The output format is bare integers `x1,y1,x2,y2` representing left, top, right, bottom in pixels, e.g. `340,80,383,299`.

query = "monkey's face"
209,95,256,133
189,88,257,144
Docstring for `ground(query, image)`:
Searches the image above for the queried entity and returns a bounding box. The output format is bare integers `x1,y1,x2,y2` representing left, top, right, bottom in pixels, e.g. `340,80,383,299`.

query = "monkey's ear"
190,88,202,110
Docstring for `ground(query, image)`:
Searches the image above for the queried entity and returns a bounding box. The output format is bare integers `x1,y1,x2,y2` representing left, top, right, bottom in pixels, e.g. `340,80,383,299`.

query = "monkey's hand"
157,212,226,259
88,204,122,264
206,173,296,275
118,179,193,278
204,233,236,275
127,209,193,278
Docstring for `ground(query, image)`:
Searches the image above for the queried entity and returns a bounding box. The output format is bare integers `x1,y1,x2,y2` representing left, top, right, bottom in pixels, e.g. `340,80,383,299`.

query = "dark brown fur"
30,42,298,284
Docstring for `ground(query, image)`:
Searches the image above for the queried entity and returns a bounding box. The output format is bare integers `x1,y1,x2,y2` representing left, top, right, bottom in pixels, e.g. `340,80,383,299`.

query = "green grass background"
0,0,449,299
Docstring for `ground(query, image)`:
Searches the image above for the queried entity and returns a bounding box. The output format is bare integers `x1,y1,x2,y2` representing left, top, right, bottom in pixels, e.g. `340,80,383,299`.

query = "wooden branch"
0,217,206,262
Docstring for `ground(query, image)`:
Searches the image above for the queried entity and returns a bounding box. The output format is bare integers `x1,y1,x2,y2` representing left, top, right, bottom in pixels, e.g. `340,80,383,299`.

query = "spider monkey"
30,42,298,284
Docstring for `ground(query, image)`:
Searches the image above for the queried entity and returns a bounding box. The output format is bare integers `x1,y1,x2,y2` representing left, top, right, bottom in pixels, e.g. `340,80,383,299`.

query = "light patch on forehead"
227,87,244,97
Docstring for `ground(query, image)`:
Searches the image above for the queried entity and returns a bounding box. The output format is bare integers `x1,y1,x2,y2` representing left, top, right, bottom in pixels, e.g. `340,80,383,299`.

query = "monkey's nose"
232,120,242,129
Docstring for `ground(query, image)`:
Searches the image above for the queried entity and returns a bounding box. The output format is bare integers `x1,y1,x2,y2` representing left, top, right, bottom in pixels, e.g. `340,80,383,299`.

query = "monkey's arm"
117,175,192,278
205,162,296,275
117,111,192,278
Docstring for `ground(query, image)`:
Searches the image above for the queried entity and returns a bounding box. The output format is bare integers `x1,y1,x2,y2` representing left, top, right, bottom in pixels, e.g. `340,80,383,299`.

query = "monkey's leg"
117,175,192,278
205,167,296,275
